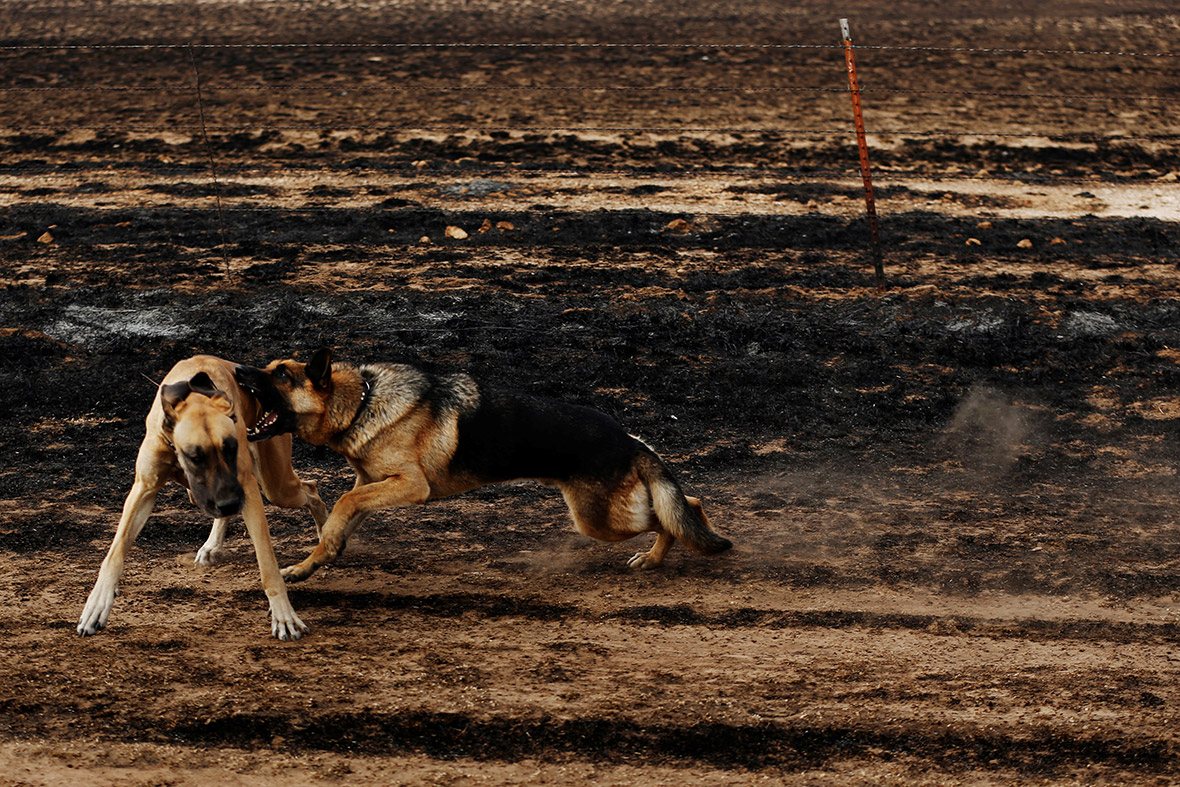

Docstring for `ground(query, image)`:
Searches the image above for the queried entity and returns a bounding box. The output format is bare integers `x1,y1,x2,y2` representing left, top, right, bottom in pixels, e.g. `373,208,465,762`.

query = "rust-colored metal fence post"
839,18,885,288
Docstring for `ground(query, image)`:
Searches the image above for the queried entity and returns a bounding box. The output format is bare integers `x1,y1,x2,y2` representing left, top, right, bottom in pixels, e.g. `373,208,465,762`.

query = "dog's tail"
635,449,732,555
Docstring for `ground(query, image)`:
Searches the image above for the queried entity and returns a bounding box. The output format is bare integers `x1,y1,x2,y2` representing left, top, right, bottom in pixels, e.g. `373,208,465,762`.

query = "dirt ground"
3,1,1180,784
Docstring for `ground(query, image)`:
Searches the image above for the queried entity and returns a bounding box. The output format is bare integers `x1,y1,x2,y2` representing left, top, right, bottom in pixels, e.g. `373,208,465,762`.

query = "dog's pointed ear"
307,347,333,390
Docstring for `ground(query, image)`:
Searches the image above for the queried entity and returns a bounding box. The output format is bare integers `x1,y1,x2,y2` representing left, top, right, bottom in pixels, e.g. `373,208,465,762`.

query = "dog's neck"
327,366,374,447
352,374,374,426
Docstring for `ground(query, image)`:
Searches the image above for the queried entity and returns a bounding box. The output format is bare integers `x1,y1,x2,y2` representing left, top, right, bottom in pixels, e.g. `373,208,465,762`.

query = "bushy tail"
635,450,732,555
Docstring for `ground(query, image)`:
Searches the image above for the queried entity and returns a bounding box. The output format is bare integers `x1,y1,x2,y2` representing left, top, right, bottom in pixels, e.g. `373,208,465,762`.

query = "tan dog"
234,348,731,585
77,355,328,640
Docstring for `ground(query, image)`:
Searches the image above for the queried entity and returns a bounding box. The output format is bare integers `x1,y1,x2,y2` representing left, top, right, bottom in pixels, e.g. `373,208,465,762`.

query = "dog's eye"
186,449,206,465
274,365,290,382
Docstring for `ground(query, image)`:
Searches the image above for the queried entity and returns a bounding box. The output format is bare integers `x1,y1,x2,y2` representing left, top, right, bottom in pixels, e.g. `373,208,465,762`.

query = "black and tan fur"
234,348,731,583
77,355,328,640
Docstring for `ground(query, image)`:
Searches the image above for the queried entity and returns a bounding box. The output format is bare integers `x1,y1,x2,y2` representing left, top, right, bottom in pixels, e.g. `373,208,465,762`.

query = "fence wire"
2,41,1178,57
1,34,1177,254
3,85,1180,105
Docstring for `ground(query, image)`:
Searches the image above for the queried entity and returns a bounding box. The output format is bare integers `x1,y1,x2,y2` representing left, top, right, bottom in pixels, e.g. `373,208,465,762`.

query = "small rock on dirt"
440,179,514,198
1064,311,1119,338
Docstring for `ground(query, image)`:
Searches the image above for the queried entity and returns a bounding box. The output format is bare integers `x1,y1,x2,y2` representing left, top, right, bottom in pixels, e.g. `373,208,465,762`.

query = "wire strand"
2,41,1178,57
2,83,1178,104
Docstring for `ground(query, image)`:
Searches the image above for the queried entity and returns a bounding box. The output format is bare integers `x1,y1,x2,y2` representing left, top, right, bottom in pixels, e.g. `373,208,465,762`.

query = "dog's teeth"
249,411,277,437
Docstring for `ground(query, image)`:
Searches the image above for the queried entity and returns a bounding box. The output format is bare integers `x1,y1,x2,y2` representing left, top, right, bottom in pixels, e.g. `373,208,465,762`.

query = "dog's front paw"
77,585,116,636
194,545,221,567
280,562,315,583
627,551,663,570
271,612,310,641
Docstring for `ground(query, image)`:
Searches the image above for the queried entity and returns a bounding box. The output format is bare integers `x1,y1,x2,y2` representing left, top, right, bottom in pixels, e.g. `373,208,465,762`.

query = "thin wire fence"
4,41,1180,56
1,36,1177,259
5,85,1180,107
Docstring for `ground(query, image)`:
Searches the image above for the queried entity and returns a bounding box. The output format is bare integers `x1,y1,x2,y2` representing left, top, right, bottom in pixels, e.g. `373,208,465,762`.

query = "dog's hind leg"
195,518,230,566
628,531,676,569
78,443,167,635
562,472,721,570
629,494,724,568
560,476,675,568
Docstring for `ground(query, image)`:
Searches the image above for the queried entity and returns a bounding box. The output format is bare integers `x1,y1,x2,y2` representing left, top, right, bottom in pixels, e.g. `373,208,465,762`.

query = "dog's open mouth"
247,410,280,442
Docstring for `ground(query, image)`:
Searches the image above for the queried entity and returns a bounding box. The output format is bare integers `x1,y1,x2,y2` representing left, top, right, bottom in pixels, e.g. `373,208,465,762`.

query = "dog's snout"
234,364,258,390
214,494,243,517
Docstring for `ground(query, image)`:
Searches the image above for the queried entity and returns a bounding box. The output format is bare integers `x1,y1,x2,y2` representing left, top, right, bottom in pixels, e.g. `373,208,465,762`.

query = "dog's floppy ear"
159,379,191,432
160,380,191,410
187,372,237,420
187,371,218,397
307,347,333,390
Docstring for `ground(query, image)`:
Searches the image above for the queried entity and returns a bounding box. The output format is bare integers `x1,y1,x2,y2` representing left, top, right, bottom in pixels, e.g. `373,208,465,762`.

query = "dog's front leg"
252,435,329,539
281,470,430,583
240,483,308,641
195,518,229,566
77,477,161,636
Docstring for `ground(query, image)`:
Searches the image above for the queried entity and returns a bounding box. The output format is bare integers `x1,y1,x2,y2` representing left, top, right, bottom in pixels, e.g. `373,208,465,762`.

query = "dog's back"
450,385,640,486
441,378,730,558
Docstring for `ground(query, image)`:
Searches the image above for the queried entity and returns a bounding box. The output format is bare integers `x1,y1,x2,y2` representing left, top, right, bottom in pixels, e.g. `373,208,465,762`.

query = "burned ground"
2,1,1180,784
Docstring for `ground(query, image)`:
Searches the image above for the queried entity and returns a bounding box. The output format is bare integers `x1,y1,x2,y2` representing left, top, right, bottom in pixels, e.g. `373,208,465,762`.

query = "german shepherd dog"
234,348,731,583
77,355,328,640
